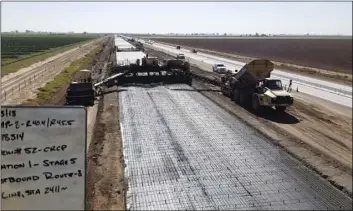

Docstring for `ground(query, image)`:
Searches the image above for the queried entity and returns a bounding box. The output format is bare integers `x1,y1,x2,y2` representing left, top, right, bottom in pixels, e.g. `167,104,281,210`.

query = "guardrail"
1,38,107,103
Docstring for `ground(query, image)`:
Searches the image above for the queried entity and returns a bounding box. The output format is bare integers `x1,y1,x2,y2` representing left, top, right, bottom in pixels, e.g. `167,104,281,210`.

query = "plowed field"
151,38,352,73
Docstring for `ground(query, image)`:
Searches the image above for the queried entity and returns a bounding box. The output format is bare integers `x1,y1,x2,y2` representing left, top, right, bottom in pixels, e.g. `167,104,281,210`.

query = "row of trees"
157,32,269,36
6,30,89,34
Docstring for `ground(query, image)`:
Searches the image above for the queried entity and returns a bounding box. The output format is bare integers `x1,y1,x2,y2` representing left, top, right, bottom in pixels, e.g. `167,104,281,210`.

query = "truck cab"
254,79,293,111
260,79,283,91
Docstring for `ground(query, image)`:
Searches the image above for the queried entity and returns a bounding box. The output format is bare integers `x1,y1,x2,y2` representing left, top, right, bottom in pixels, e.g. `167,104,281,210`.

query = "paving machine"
108,57,192,86
220,59,293,112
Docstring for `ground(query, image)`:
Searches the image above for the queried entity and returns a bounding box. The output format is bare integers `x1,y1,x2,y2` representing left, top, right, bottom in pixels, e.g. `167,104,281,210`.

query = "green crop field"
1,34,99,66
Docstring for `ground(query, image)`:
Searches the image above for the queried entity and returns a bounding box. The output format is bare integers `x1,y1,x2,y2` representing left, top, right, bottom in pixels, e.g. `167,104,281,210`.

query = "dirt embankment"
145,46,353,197
47,38,114,105
86,86,126,210
86,43,126,210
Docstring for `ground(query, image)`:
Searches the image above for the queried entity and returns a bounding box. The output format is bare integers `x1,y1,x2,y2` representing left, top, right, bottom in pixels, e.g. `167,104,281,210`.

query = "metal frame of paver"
119,84,352,210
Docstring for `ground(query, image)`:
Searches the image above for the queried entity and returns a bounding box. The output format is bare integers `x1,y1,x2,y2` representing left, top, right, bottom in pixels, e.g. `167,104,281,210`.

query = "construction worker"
288,79,293,92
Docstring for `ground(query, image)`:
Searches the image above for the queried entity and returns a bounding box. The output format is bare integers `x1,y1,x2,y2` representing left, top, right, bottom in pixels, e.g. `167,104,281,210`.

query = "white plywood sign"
1,106,87,210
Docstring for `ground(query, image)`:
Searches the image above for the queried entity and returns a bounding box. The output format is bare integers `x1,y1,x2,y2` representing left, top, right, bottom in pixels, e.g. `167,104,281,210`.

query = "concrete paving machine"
119,57,192,85
220,59,293,112
107,57,192,86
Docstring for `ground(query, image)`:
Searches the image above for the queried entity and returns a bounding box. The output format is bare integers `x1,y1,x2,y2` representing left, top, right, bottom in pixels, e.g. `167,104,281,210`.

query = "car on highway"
191,49,197,53
212,63,227,73
176,53,186,60
176,46,181,50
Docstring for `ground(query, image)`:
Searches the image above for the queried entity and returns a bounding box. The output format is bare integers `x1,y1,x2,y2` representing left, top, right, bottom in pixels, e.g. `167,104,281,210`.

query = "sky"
1,2,352,35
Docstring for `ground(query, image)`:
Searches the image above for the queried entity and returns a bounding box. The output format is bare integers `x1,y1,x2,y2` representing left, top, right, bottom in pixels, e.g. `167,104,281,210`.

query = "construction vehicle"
65,81,95,106
135,41,144,52
127,39,144,52
220,59,293,112
65,70,95,106
67,56,192,107
108,57,192,86
94,73,124,96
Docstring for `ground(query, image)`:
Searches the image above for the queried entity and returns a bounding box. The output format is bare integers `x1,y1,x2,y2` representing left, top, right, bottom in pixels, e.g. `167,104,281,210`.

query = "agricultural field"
151,37,352,73
1,34,99,66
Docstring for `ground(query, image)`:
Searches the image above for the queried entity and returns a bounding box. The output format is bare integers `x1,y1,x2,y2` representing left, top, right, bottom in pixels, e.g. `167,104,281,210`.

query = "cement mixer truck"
220,59,293,112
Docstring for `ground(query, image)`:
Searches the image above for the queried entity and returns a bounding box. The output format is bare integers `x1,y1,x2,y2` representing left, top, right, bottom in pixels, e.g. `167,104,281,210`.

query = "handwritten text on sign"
1,106,86,210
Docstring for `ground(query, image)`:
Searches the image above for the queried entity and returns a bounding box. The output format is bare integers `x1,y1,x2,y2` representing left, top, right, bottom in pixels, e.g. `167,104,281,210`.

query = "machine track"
119,84,352,210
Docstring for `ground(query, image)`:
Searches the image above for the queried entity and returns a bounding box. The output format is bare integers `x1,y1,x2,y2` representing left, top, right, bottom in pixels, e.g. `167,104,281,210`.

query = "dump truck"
220,59,293,112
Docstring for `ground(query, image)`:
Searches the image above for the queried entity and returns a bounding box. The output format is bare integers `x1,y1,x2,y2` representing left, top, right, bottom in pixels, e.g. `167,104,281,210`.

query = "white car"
176,54,186,60
212,63,227,73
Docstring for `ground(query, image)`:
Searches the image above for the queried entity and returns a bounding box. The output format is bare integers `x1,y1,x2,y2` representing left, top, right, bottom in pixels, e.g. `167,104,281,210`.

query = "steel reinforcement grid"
119,84,352,210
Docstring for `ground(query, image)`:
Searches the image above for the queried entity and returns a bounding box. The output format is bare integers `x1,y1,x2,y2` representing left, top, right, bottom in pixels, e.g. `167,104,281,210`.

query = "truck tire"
252,96,261,112
232,91,240,104
276,106,286,112
221,85,225,95
187,78,192,86
239,92,246,106
221,85,227,96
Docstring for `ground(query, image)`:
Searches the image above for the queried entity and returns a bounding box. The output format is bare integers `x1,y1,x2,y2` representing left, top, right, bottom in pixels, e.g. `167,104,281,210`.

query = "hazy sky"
1,2,352,35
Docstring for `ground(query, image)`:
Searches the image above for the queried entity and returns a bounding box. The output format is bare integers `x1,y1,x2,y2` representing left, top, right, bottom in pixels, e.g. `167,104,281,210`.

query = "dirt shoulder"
192,80,352,197
86,39,126,210
86,86,126,210
145,46,352,197
154,40,352,86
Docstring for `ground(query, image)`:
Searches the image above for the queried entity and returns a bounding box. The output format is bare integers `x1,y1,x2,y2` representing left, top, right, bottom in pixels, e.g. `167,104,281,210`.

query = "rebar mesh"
119,84,352,210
